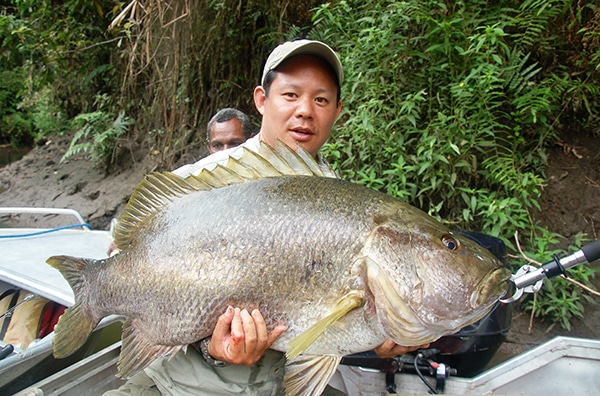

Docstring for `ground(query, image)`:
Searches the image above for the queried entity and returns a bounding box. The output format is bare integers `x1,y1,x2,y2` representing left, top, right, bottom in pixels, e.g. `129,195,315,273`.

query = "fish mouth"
469,267,512,308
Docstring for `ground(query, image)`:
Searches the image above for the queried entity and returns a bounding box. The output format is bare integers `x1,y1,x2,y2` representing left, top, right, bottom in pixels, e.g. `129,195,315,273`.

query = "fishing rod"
500,239,600,303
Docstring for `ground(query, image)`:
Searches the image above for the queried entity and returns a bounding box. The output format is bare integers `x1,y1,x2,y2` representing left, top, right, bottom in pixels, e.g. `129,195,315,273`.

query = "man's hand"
207,306,286,366
374,339,431,359
107,241,120,257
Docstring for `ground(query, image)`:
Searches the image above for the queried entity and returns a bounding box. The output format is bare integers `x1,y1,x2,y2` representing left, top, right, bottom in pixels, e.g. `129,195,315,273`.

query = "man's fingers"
229,308,247,349
380,339,396,354
208,306,287,365
267,325,287,346
240,309,258,346
374,339,433,358
251,309,268,343
251,310,286,349
212,306,234,339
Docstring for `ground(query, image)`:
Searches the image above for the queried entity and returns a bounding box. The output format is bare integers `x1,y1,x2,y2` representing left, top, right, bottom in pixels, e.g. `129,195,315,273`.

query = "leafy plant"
0,14,33,147
63,107,134,171
19,87,70,139
1,0,116,148
0,69,32,147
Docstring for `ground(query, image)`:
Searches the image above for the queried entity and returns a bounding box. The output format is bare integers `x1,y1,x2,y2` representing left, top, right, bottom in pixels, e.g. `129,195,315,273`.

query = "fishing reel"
500,239,600,303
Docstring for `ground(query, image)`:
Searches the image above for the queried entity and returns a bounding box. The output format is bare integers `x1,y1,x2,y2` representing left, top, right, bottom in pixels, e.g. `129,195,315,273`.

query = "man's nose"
295,97,314,118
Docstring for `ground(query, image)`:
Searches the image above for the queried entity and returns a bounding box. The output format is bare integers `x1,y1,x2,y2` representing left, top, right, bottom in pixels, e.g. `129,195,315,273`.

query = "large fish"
47,141,510,396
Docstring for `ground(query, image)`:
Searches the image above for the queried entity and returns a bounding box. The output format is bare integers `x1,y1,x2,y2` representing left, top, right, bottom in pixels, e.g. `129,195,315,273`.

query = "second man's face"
254,55,342,158
207,118,246,154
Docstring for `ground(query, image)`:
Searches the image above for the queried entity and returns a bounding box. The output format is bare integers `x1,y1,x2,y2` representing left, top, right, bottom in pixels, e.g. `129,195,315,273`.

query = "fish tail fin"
46,255,100,358
52,301,97,358
46,255,94,296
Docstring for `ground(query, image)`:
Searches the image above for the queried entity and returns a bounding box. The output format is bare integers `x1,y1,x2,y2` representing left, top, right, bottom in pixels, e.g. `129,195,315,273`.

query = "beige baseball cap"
261,39,343,87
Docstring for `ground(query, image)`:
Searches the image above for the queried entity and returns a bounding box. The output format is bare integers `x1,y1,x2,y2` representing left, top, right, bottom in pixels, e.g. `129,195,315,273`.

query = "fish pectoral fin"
117,319,183,378
287,291,365,360
285,354,341,396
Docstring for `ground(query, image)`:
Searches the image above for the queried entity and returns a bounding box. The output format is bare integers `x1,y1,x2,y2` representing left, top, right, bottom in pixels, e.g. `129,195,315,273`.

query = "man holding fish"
101,39,439,395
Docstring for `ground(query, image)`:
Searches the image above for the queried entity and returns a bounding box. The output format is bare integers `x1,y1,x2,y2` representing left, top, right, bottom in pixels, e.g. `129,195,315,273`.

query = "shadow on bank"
0,144,31,168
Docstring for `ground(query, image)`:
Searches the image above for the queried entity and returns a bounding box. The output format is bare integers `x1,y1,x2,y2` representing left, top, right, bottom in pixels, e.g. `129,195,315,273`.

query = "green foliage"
0,68,33,147
0,0,116,148
63,96,134,170
0,14,31,147
312,0,561,229
26,88,71,138
311,0,600,328
0,65,69,146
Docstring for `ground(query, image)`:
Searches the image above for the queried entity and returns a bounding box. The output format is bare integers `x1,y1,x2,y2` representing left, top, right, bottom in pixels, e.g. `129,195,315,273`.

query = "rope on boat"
0,223,93,239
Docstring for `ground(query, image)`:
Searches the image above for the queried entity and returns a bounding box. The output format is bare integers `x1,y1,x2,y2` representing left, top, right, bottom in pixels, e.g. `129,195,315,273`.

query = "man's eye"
211,143,223,149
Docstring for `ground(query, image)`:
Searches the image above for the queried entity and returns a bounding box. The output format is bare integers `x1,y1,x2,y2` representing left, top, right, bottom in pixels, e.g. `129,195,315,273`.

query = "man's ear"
336,99,343,118
254,86,266,115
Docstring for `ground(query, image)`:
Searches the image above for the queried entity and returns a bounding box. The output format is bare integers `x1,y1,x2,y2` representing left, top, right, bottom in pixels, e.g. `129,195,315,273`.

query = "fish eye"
442,235,459,251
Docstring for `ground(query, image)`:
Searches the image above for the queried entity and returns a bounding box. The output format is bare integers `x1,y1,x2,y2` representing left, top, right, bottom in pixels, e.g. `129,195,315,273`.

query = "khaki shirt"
146,348,287,396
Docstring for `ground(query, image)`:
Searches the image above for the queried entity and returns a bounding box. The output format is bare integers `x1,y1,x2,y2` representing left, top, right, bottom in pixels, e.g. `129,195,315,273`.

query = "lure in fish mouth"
470,267,512,309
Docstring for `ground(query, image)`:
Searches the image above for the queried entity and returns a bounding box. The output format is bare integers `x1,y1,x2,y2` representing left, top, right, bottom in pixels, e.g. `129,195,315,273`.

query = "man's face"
254,55,342,158
207,118,246,154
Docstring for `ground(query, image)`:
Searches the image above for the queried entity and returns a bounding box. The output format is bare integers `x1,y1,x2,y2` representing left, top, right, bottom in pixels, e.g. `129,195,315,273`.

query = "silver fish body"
48,142,510,396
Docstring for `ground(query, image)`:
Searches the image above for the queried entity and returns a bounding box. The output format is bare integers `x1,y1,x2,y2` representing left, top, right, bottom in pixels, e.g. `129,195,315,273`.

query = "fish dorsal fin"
115,139,335,250
291,143,336,177
230,145,286,177
195,165,246,187
287,291,365,360
183,139,335,188
256,140,311,175
258,139,336,178
114,172,202,249
225,156,271,179
285,354,342,396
